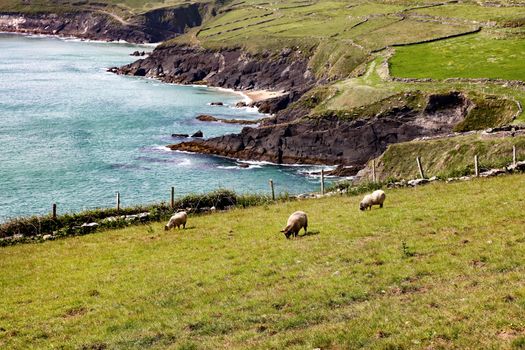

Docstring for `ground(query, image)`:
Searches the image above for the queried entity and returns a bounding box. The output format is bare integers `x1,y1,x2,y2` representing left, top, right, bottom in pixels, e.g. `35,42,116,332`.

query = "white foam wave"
151,145,172,153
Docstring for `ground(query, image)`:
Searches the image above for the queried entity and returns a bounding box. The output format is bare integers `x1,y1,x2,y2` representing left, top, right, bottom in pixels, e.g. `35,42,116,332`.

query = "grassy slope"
191,0,478,53
366,134,525,181
2,175,525,349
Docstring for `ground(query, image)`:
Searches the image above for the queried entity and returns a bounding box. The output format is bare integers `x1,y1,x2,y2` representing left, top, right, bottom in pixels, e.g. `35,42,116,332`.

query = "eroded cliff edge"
0,3,209,43
117,44,316,113
169,92,476,166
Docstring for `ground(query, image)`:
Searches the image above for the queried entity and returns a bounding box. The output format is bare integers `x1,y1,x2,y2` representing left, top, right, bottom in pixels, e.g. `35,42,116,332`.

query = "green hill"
2,174,525,349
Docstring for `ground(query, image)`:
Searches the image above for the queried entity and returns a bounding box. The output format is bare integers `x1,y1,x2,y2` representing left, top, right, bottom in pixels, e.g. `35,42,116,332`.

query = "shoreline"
0,30,159,47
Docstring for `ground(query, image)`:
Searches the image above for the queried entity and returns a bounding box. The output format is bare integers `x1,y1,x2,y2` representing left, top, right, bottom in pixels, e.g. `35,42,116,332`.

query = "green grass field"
390,32,525,81
2,175,525,349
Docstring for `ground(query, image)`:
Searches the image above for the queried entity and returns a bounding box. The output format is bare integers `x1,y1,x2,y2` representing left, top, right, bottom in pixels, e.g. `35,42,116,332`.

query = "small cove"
0,33,333,221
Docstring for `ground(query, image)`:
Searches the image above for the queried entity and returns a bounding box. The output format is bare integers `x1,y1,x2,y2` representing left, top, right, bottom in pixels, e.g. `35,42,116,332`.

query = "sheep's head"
359,202,366,211
280,228,291,239
164,225,169,231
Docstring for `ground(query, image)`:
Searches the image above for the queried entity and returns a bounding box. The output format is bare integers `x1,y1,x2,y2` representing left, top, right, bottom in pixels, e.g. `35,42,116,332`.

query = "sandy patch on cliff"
243,90,287,103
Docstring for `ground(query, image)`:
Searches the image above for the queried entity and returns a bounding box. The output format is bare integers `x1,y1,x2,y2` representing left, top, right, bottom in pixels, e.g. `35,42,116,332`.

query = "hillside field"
1,175,525,349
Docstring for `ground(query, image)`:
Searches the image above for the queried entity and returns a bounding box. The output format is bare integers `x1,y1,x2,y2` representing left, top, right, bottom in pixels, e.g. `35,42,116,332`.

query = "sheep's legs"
380,203,383,208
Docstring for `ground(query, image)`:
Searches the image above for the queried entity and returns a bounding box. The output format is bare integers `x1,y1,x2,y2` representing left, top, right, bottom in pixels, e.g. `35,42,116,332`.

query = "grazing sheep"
360,190,386,211
281,211,308,239
165,211,188,230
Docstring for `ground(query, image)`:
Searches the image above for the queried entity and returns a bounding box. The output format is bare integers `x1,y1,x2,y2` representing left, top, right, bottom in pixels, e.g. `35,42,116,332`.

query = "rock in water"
191,130,204,138
196,114,216,122
171,133,189,138
210,102,224,106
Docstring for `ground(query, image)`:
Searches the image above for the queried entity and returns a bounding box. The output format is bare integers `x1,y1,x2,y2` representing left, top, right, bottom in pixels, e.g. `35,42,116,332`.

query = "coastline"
0,31,158,47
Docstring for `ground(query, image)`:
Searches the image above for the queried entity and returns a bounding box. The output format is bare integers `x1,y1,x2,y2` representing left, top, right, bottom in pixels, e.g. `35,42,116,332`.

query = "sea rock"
235,101,247,108
196,114,259,125
210,102,224,106
191,130,204,138
172,133,189,138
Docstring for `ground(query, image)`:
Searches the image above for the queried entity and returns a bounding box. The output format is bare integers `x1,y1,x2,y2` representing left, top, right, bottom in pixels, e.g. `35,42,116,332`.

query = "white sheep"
281,211,308,238
165,211,188,230
360,190,386,211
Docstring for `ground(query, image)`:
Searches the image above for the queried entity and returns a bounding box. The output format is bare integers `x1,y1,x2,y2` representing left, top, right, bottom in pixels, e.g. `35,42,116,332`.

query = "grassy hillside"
2,175,525,349
362,134,525,181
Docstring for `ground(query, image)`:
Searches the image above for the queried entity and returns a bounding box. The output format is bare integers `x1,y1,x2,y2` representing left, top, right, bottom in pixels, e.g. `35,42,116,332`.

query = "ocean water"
0,34,332,221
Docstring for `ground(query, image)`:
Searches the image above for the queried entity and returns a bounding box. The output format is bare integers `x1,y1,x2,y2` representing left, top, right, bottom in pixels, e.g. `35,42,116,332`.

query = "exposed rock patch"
196,114,260,125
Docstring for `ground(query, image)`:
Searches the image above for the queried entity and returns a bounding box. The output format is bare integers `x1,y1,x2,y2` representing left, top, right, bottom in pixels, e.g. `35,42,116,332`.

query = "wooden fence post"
170,187,175,209
474,155,479,177
372,159,376,183
321,169,325,195
116,192,120,212
269,179,275,200
513,145,517,166
416,156,425,179
52,203,57,219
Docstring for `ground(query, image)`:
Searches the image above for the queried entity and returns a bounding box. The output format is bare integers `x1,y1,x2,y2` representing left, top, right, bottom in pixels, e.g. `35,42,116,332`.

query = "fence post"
269,179,275,200
321,169,325,195
116,191,120,212
474,155,479,177
513,145,517,166
52,203,57,219
416,156,425,179
372,159,376,183
170,187,175,209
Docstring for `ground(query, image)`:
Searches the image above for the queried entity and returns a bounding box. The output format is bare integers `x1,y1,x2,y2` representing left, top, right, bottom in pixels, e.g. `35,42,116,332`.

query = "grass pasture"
389,32,525,81
2,175,525,349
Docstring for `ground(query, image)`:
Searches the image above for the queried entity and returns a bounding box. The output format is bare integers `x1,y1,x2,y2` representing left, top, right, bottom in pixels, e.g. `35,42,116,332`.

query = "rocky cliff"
0,3,208,43
168,92,473,166
116,44,316,113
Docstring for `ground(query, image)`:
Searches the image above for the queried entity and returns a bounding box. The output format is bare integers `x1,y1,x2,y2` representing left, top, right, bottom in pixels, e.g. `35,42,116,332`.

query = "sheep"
360,190,386,211
281,211,308,239
165,211,188,230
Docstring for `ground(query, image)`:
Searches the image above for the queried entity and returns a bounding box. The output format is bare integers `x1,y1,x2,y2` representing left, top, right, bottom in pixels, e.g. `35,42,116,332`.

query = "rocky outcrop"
0,3,209,43
117,44,316,113
196,115,260,125
169,92,472,166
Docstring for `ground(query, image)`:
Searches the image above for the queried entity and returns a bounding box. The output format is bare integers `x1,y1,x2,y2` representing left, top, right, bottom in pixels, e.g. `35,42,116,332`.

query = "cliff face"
117,44,317,113
168,92,471,166
0,3,208,43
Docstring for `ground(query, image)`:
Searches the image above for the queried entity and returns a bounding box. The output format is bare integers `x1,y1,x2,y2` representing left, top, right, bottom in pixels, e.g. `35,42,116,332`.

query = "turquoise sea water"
0,34,330,221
